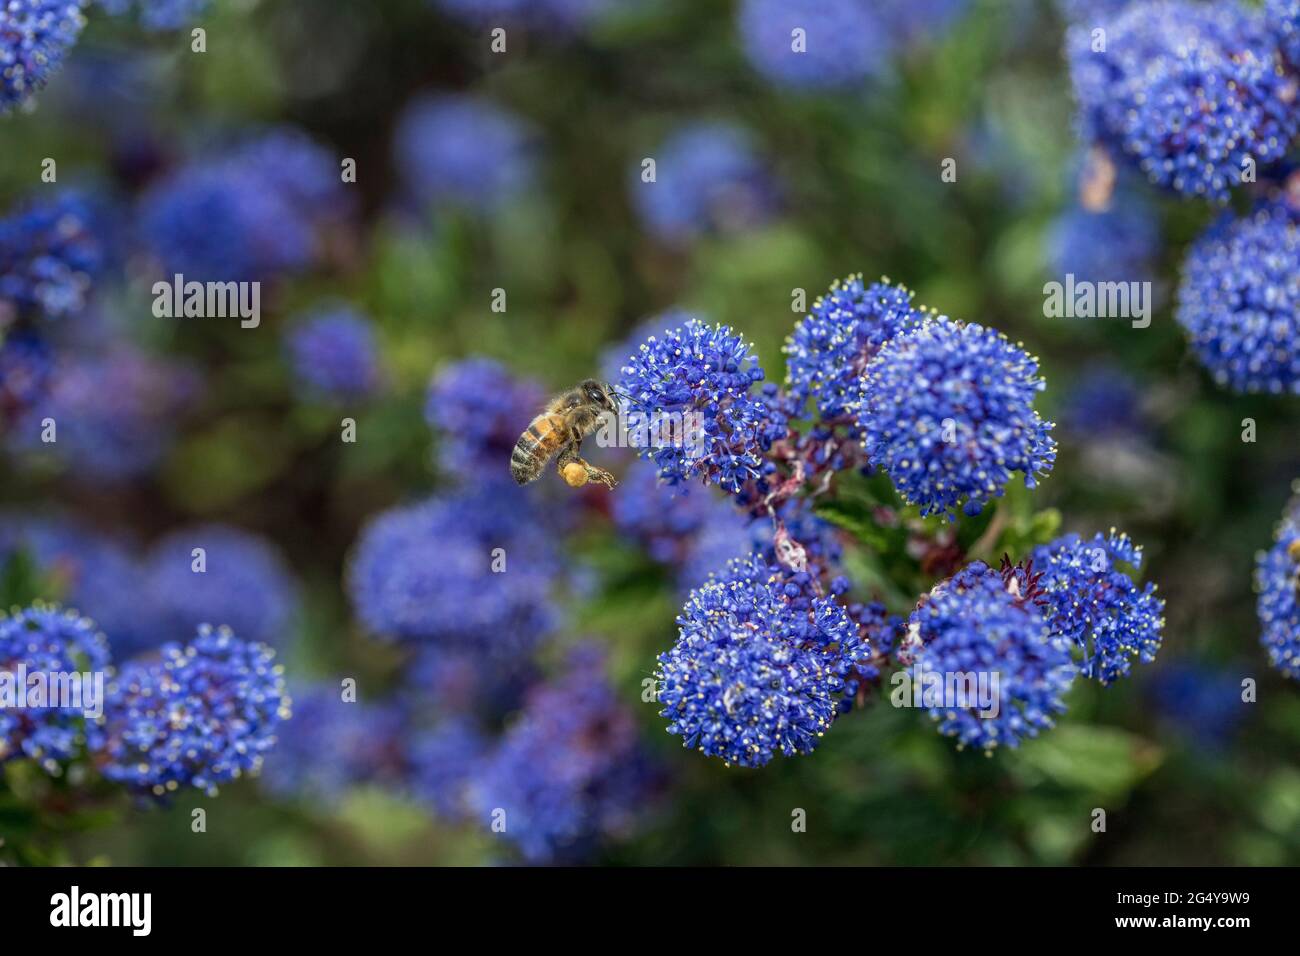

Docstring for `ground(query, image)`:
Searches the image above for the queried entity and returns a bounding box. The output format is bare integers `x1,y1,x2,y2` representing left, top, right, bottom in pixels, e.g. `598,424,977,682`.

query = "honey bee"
510,379,620,489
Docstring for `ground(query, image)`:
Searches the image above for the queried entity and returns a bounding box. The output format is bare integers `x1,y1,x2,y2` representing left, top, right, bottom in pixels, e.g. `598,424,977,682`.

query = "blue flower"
656,553,868,767
1148,662,1249,749
1256,508,1300,681
0,1,86,113
908,563,1076,750
0,514,148,658
0,604,109,771
855,316,1056,518
8,345,198,482
630,122,778,242
616,318,788,494
0,329,53,421
260,682,408,804
737,0,889,91
1266,0,1300,68
140,524,299,650
1031,530,1165,684
96,625,290,798
425,358,545,484
784,275,925,422
407,717,488,818
469,646,654,862
95,0,210,30
1176,200,1300,395
1059,364,1147,440
285,304,382,402
394,94,535,215
347,488,559,653
1068,1,1299,202
1048,196,1158,286
0,189,105,320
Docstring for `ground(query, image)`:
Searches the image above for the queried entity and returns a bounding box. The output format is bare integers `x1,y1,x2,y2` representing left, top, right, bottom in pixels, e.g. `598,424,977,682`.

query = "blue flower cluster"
1148,662,1249,749
784,275,924,421
0,329,53,421
0,189,105,320
96,625,290,798
425,358,545,483
1048,195,1159,286
469,647,654,862
347,488,558,654
1256,505,1300,681
1067,0,1299,202
0,604,109,771
0,0,86,113
656,554,868,767
394,94,535,216
855,316,1056,518
737,0,889,91
1031,530,1165,684
284,304,383,402
616,318,788,494
1176,200,1300,395
908,563,1076,750
630,122,778,242
406,717,488,818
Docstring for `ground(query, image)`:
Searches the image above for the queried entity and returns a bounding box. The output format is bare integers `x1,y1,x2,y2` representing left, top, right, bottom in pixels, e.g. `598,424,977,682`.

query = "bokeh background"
2,0,1299,865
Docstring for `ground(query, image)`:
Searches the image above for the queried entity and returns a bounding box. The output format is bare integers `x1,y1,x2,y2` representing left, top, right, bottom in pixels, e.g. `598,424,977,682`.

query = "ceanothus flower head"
260,682,408,804
1059,364,1146,440
656,553,868,767
95,0,210,30
394,94,535,215
0,0,85,113
425,357,545,483
1256,508,1300,681
284,303,382,402
784,275,925,421
469,646,654,863
1031,530,1165,684
0,604,109,771
0,329,53,419
1266,0,1300,68
0,189,105,320
737,0,889,91
407,717,489,819
1175,200,1300,395
1048,197,1159,286
631,122,778,242
8,345,198,482
1067,0,1299,202
908,562,1076,750
140,524,298,650
617,318,788,494
347,487,559,654
96,625,290,798
855,316,1056,518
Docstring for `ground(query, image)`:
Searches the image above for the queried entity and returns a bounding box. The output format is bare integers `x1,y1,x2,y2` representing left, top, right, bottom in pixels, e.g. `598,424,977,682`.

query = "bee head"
582,379,618,411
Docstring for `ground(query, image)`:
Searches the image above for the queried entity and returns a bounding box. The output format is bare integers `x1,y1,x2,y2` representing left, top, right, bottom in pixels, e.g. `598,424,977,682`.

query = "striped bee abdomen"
510,413,569,484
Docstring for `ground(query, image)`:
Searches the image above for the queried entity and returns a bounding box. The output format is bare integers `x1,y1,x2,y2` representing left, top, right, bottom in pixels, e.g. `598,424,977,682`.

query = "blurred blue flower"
1031,530,1165,684
0,189,106,321
425,358,545,484
260,682,408,804
0,514,148,659
394,94,535,215
737,0,888,90
616,318,787,494
0,0,86,113
407,716,488,818
469,646,654,862
630,122,778,242
141,524,299,650
96,0,210,30
657,553,868,767
285,303,382,402
1176,200,1300,395
909,562,1076,750
8,345,198,483
0,604,109,771
1067,0,1298,202
784,275,924,422
1059,364,1147,440
95,625,290,798
855,316,1056,518
1256,511,1300,681
0,329,53,421
347,488,559,653
1268,0,1300,67
1048,198,1158,286
1148,662,1248,749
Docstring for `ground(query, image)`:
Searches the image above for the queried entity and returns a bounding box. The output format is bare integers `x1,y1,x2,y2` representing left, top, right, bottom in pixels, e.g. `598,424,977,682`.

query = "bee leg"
556,442,618,489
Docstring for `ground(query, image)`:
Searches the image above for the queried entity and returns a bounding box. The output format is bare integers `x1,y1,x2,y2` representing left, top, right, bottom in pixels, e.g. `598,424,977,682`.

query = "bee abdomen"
510,414,566,485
